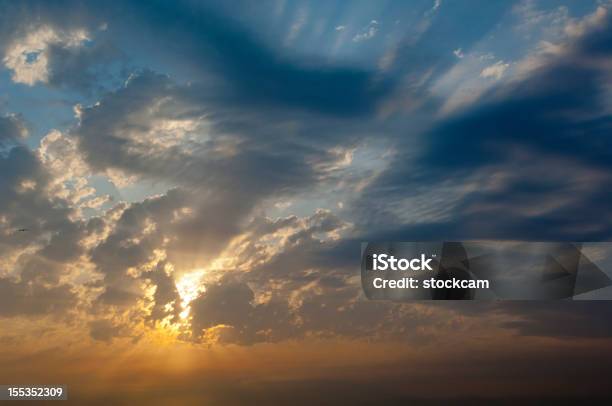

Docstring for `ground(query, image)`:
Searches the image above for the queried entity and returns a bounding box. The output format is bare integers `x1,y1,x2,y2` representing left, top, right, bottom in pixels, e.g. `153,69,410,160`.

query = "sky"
1,0,612,404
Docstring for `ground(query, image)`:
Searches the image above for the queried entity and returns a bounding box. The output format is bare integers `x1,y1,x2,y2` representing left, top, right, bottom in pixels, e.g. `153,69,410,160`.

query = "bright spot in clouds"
480,60,510,80
3,25,89,85
175,270,207,319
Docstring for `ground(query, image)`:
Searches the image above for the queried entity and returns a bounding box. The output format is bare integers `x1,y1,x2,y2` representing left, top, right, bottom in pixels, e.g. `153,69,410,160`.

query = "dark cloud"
1,0,392,112
190,275,293,344
89,189,186,306
0,114,27,148
145,261,182,323
0,278,76,317
74,71,322,193
188,211,467,345
45,37,124,94
189,268,497,345
72,69,373,313
360,9,612,241
39,221,84,262
0,146,79,258
113,0,393,116
88,319,128,342
85,184,268,311
0,145,82,318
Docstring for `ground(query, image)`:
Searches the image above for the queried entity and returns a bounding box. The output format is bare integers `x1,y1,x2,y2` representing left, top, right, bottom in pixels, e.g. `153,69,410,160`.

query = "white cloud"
352,20,379,42
453,48,464,58
39,130,89,182
3,25,89,86
480,61,510,80
335,25,346,32
37,129,112,216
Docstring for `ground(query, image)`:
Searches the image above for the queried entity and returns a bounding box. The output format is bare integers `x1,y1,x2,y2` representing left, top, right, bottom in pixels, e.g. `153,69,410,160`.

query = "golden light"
175,269,207,319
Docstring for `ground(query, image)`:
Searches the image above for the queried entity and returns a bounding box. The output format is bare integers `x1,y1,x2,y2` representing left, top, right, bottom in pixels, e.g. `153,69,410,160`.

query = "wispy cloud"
352,20,379,42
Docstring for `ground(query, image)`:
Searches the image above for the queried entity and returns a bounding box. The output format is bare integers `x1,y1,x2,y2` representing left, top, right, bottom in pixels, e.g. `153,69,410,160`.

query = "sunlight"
175,269,207,319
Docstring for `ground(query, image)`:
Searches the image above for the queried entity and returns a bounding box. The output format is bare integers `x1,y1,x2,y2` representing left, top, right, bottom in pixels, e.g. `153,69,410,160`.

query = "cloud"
376,1,512,116
72,70,356,196
0,113,28,148
0,2,124,93
111,1,392,116
453,48,464,58
352,20,378,42
88,189,194,306
190,276,292,344
480,60,510,79
0,278,76,317
88,319,129,341
0,145,83,319
145,262,182,323
359,4,612,243
0,145,80,260
3,25,89,86
38,130,106,213
186,210,496,345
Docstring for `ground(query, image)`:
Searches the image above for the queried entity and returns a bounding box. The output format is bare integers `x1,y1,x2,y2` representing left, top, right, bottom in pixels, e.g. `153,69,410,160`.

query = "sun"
175,269,207,319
